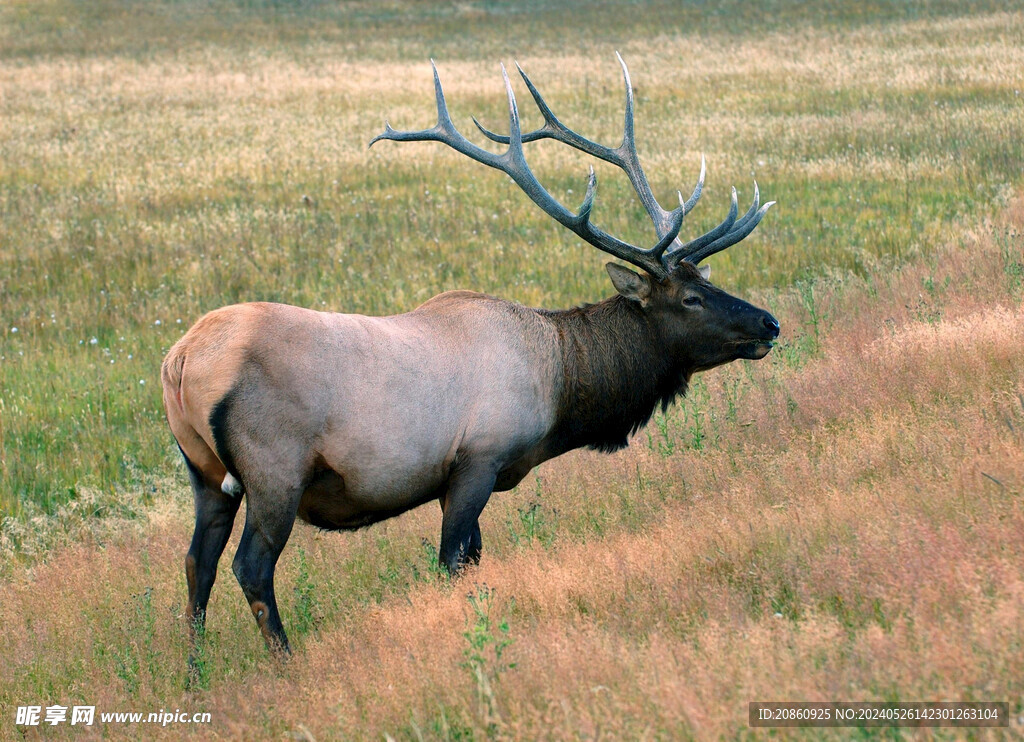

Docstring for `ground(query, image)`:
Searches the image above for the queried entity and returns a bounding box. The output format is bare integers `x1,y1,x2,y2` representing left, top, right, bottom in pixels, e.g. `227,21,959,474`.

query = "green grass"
1,0,1017,61
1,4,1023,536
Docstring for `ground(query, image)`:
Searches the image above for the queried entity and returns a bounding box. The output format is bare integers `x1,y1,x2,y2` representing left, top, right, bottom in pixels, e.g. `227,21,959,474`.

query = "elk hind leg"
179,445,242,668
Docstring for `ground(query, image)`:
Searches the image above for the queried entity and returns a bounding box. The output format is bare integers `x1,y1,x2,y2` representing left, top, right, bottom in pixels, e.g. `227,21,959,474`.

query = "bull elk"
162,55,780,658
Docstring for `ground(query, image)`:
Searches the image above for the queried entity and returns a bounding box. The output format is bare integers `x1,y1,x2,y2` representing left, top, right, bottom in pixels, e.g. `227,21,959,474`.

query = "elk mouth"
731,338,775,360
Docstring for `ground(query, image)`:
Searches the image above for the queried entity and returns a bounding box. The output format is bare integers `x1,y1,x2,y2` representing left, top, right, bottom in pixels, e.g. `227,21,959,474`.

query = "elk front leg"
231,485,302,656
465,520,483,565
439,493,484,566
439,464,495,574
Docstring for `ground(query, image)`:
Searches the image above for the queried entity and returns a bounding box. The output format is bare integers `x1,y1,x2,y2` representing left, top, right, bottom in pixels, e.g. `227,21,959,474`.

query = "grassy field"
2,0,1023,738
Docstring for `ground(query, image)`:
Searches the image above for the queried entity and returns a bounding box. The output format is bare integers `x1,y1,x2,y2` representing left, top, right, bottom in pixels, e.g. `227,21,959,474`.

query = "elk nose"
762,313,780,338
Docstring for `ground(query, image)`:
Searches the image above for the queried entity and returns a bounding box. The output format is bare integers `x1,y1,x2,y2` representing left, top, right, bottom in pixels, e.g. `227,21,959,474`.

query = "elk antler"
370,55,774,278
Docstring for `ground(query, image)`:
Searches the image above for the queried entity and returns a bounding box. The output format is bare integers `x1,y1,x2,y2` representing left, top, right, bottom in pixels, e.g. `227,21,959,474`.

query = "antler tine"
471,61,559,146
680,154,706,215
681,198,776,266
371,61,683,278
612,52,685,249
472,61,612,157
473,55,683,254
369,61,503,170
667,182,775,267
501,63,524,150
618,51,637,155
669,187,739,261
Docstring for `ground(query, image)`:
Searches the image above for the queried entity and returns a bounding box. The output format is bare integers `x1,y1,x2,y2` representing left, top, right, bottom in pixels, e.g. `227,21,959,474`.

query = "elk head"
605,259,780,374
370,54,780,370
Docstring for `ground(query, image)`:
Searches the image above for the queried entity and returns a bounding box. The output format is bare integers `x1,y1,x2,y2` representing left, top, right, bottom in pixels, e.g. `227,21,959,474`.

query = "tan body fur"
163,294,561,531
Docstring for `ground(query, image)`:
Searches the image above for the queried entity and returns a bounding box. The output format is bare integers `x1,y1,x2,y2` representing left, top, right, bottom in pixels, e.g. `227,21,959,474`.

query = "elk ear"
698,264,711,280
606,262,651,303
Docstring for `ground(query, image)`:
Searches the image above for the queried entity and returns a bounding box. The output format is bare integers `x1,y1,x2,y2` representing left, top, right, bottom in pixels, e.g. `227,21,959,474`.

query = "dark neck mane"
540,295,689,454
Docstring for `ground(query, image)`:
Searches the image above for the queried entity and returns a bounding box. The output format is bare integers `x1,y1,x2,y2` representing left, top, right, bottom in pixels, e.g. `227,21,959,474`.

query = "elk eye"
683,296,703,307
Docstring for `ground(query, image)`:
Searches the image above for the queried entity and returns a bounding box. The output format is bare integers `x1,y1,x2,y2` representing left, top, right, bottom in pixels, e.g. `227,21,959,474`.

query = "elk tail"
161,341,188,413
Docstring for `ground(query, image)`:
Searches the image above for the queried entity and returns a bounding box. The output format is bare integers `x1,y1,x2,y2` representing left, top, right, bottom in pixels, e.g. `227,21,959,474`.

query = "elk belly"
295,466,447,531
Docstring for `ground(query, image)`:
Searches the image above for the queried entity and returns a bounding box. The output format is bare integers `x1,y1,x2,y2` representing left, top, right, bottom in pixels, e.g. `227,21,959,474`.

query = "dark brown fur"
543,295,687,454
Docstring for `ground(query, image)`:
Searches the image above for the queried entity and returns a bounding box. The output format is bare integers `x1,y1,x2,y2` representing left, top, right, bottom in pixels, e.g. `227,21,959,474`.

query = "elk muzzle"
735,309,780,360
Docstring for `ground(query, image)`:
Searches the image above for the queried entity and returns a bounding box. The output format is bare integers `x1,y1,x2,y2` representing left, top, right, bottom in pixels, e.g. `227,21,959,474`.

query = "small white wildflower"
110,359,115,364
10,327,17,333
139,379,145,385
90,337,98,345
128,354,133,359
176,318,182,324
154,319,161,326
